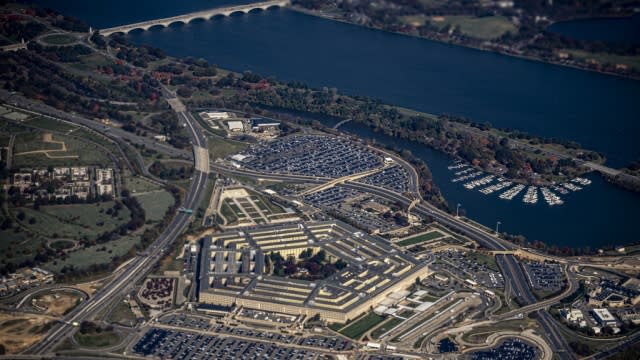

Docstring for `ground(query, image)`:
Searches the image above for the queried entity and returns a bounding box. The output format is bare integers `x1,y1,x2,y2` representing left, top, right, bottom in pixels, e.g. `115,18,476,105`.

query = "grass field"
40,33,77,45
134,190,175,222
397,230,444,247
339,312,386,339
123,171,162,193
43,234,139,273
12,132,112,168
465,251,499,272
1,202,137,273
208,136,248,160
371,317,405,339
74,331,120,348
220,201,239,224
17,202,131,240
23,116,79,133
108,300,138,327
427,15,517,40
561,49,640,71
461,319,531,343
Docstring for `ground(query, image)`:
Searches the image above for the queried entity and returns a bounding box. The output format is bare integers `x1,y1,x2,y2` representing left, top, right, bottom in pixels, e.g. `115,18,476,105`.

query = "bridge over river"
100,0,290,36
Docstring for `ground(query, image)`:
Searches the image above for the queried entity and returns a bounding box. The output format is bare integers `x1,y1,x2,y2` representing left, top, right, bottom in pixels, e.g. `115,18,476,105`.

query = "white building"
202,111,231,120
226,120,244,132
592,308,617,327
561,308,584,322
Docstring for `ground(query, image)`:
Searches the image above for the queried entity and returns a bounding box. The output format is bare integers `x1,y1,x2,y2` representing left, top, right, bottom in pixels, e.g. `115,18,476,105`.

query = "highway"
207,163,582,358
5,92,576,358
24,91,209,356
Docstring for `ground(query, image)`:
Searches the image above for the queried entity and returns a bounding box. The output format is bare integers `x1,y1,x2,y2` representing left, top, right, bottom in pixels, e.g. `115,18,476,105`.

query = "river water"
30,2,640,248
548,14,640,45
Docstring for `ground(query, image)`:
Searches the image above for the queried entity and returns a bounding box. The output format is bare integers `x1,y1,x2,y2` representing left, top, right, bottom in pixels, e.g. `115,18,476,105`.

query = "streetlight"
495,221,501,235
456,203,461,218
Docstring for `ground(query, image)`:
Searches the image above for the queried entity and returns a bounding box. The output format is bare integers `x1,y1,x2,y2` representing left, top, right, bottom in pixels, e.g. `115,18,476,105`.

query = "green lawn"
431,15,517,40
23,116,79,132
108,300,138,327
2,202,139,273
371,317,405,339
561,49,640,71
208,136,248,160
12,133,112,168
40,33,77,45
134,190,175,222
43,234,139,273
124,172,163,193
18,202,131,240
397,230,444,247
339,312,386,340
464,251,499,272
74,331,120,348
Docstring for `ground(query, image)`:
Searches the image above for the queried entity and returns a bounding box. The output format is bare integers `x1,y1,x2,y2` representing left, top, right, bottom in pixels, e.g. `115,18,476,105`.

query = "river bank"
289,6,640,81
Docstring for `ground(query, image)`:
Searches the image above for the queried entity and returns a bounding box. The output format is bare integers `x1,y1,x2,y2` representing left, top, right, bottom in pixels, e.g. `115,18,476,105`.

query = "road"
208,163,582,358
497,255,576,360
24,92,209,356
6,91,575,358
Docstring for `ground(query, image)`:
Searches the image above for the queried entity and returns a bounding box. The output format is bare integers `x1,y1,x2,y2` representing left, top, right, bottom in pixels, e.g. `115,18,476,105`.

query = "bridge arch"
166,20,187,28
100,0,291,37
228,10,250,16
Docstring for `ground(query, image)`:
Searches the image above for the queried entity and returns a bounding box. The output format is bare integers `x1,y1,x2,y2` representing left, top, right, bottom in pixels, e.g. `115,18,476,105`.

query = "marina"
499,184,526,200
562,182,583,191
523,186,539,204
463,175,495,190
446,161,598,207
541,187,564,206
452,171,483,183
480,181,513,195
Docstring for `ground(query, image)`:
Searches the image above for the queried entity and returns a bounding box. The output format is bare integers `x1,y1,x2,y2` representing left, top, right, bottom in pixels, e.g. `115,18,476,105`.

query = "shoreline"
288,6,640,82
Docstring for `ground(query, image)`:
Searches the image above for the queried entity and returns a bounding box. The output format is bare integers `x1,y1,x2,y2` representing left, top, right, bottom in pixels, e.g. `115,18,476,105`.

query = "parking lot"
160,313,211,330
157,313,353,352
358,165,409,193
433,250,504,288
522,262,564,291
133,328,322,359
303,186,403,233
235,135,383,178
469,338,537,360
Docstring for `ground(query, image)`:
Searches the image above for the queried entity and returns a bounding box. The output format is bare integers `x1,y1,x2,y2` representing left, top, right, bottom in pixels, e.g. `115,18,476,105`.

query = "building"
197,221,432,323
251,118,280,132
561,308,584,322
201,111,231,120
592,308,617,327
226,120,245,132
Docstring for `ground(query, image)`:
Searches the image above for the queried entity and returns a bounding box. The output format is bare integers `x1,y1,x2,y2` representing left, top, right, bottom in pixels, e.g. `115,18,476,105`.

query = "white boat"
541,187,564,206
523,186,538,204
499,184,525,200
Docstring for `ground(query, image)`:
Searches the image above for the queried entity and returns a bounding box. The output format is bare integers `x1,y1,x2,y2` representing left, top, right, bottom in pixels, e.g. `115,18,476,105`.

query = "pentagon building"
197,221,432,323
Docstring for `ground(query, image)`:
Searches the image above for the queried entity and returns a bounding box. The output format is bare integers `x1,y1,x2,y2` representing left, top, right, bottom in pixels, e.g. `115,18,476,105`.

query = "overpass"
100,0,290,36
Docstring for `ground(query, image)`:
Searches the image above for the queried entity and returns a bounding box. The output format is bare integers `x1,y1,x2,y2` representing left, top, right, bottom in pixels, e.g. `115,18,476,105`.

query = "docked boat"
499,184,525,200
523,186,538,204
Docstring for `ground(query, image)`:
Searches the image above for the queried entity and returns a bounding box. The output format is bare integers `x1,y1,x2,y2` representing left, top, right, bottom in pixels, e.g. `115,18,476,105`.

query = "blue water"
32,0,258,28
548,15,640,45
28,2,640,248
269,107,640,249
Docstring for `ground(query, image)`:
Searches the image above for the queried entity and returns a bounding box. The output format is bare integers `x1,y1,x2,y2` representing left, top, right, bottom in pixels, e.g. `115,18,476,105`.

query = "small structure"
201,111,231,120
251,118,280,132
592,308,617,327
226,120,245,132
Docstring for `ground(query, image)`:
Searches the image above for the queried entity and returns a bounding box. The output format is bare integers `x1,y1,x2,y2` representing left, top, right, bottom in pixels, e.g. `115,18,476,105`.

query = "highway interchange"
1,90,634,359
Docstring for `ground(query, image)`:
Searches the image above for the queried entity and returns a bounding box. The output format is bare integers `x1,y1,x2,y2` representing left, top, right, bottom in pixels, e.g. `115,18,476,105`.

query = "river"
29,1,640,248
548,14,640,45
